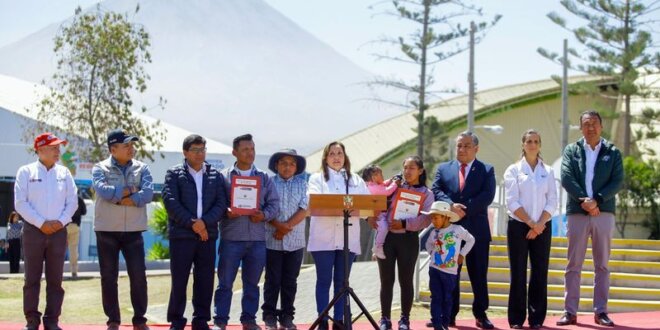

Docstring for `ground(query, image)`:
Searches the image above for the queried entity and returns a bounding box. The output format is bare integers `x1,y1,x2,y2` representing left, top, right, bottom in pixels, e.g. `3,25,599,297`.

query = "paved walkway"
147,261,399,324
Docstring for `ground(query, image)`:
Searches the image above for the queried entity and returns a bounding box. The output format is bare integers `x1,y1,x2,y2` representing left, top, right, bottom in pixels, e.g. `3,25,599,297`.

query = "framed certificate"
391,188,426,220
230,176,261,215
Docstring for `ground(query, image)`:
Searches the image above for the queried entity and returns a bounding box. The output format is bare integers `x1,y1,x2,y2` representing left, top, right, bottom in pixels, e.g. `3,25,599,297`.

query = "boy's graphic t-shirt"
425,224,475,275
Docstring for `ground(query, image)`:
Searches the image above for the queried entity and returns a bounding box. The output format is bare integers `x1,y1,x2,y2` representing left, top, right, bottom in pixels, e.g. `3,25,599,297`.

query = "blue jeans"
96,231,147,326
311,250,356,321
430,267,457,329
213,240,266,325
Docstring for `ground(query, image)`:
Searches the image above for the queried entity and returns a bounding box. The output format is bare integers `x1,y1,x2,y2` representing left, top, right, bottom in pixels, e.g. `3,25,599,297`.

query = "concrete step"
487,255,660,275
460,267,660,289
419,291,660,313
489,245,660,262
491,236,660,251
453,281,660,301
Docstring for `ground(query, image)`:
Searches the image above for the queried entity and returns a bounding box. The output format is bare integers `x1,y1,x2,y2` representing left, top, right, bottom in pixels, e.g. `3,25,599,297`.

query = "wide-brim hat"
268,148,306,175
421,201,461,222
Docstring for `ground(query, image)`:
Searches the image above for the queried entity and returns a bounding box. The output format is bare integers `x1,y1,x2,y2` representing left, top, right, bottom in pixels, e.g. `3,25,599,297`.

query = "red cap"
34,132,68,150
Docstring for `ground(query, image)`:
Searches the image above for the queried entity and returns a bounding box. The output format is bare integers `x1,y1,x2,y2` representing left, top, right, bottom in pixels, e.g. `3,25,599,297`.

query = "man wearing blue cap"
92,128,154,330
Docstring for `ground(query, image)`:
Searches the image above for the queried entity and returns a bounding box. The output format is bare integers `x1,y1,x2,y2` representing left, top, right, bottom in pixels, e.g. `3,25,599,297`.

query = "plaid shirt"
265,174,308,251
7,220,23,240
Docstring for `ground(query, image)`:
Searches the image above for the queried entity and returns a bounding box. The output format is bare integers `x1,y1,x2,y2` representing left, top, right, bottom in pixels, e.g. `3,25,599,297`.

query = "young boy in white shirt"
423,201,475,330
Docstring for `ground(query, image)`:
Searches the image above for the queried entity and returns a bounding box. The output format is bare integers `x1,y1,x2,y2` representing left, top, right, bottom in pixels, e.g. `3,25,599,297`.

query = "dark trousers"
429,268,457,329
168,237,217,330
507,219,551,326
261,248,304,321
8,238,21,273
452,238,490,319
22,223,67,326
377,231,419,319
96,231,148,326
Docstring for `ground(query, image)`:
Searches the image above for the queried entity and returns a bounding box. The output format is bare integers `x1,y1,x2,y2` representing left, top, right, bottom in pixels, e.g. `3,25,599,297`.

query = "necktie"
459,163,467,191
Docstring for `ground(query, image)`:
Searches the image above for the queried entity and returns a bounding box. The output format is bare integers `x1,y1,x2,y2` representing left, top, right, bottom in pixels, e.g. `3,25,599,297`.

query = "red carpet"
3,312,659,329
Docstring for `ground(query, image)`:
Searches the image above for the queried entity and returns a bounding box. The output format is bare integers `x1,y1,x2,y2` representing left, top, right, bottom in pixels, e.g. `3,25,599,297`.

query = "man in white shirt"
14,132,78,330
558,110,623,327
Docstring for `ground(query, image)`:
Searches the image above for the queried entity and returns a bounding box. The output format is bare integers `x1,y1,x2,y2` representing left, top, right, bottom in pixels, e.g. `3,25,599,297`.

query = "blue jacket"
431,159,496,241
162,161,227,240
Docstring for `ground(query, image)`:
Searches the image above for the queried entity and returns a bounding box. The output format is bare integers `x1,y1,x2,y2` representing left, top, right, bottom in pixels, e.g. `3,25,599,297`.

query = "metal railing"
413,178,566,301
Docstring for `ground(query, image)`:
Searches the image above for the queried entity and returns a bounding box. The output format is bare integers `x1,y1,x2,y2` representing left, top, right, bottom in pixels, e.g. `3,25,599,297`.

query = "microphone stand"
310,170,378,330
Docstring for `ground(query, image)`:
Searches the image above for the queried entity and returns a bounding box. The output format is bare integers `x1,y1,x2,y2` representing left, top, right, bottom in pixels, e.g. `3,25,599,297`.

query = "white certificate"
392,199,421,220
231,176,261,215
233,186,258,209
391,189,425,220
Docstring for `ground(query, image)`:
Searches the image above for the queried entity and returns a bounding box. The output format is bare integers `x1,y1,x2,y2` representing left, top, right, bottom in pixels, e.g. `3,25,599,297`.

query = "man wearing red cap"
14,132,78,330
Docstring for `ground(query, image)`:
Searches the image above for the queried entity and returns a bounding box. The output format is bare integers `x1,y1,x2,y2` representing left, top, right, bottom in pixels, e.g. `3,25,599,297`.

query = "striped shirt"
266,174,309,251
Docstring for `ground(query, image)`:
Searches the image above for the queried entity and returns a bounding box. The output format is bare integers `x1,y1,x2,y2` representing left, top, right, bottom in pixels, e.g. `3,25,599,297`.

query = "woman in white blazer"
503,129,558,329
307,141,370,330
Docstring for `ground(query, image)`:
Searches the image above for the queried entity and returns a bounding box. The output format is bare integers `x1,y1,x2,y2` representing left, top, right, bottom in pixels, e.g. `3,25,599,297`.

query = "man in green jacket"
557,110,623,327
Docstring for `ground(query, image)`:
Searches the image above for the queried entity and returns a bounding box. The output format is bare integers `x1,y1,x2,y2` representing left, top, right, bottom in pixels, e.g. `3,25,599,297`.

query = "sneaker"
372,245,386,259
243,322,262,330
379,317,392,330
264,315,278,330
398,316,410,330
212,323,227,330
279,315,297,330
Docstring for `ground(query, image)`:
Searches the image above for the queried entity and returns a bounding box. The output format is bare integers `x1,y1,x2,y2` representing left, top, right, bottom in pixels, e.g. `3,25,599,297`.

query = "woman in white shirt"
503,129,558,329
307,141,370,330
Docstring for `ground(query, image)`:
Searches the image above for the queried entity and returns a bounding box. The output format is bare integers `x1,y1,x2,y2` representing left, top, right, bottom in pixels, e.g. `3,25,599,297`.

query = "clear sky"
0,0,588,95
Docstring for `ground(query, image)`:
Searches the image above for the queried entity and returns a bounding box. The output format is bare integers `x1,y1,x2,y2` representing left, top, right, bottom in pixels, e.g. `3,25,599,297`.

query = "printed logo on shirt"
432,231,458,269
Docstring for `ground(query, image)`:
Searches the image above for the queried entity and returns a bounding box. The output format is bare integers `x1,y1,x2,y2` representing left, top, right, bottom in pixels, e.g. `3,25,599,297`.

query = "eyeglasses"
188,147,207,154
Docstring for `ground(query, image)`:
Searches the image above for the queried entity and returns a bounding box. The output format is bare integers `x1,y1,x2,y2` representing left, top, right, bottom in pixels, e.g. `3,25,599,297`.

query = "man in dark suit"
431,131,496,329
162,134,227,330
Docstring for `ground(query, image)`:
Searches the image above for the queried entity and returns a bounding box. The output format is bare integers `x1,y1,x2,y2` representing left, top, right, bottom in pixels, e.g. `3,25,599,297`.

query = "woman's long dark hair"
403,155,427,187
321,141,352,181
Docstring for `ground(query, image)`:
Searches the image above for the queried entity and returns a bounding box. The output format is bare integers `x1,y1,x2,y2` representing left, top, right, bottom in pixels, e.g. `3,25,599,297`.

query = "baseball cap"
33,132,67,150
107,129,139,147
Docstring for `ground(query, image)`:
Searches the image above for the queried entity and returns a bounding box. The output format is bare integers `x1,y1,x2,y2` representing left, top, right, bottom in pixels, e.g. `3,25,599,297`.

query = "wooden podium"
308,193,387,330
309,194,387,217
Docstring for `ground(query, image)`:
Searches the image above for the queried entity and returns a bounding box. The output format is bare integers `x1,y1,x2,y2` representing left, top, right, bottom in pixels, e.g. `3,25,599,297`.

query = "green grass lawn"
0,275,175,324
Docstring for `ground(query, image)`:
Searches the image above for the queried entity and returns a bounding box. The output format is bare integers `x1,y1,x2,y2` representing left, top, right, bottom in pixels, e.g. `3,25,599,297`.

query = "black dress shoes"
476,317,494,329
594,313,615,327
429,319,456,328
556,312,577,326
509,325,523,329
530,324,543,329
